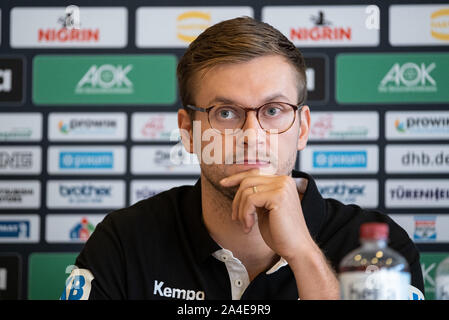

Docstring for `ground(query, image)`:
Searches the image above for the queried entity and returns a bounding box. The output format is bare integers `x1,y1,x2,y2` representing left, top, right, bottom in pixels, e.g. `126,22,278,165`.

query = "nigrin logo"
290,11,352,41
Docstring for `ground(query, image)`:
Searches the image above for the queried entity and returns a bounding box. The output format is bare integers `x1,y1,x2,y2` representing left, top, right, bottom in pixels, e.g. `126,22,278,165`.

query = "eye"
265,107,280,116
214,106,240,120
262,104,285,117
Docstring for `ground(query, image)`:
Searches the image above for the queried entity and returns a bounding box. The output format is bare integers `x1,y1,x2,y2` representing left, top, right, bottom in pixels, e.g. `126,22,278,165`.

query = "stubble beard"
200,150,298,202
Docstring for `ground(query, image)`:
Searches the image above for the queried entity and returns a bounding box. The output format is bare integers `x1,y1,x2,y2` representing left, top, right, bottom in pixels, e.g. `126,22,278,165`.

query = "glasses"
186,102,303,134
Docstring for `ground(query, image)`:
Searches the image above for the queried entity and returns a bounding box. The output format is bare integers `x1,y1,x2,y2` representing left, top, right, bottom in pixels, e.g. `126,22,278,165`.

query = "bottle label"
436,275,449,300
339,270,410,300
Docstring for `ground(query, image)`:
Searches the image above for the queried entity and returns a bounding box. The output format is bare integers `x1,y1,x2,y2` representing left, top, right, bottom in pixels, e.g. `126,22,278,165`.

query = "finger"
231,176,274,220
219,168,260,187
237,184,276,232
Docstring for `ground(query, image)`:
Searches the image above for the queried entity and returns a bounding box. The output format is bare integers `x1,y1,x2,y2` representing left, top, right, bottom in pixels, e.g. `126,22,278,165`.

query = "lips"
242,159,270,164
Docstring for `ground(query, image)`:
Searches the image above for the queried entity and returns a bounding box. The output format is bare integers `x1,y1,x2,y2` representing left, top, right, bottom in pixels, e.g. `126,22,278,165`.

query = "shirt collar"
291,170,327,239
180,179,221,263
181,170,327,263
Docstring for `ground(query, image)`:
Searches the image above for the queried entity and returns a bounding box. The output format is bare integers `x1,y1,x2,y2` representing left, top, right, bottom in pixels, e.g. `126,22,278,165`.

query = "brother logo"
319,184,365,197
59,185,112,197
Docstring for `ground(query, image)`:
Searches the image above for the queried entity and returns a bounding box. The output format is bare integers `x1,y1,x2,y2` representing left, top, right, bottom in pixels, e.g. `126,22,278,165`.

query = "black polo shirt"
60,170,424,300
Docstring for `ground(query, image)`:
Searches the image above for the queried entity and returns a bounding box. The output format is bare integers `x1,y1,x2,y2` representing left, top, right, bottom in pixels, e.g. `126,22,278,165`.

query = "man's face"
179,55,310,199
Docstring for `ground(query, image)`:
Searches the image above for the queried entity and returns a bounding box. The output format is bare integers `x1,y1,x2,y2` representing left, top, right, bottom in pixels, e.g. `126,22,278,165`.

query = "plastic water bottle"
338,222,411,300
436,256,449,300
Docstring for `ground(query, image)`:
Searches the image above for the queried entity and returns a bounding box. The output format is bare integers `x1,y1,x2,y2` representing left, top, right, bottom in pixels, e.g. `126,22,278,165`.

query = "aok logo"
379,62,437,93
176,11,211,43
75,64,133,94
431,9,449,41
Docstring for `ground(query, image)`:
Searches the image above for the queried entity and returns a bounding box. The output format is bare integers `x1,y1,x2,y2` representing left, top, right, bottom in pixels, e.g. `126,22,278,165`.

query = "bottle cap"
360,222,389,240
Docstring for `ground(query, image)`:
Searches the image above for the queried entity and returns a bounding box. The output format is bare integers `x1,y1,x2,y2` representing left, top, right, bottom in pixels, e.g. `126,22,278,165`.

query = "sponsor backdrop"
0,0,448,300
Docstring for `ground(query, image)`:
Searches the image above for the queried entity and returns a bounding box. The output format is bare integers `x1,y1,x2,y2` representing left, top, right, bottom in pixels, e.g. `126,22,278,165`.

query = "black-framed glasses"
185,102,303,134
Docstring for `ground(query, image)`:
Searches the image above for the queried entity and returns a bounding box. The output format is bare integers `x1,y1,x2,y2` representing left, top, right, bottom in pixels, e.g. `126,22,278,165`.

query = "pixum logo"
313,151,367,168
76,64,133,94
379,62,437,93
59,152,113,169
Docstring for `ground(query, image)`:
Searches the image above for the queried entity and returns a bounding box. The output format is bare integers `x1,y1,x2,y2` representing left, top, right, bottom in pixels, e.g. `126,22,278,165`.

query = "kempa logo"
379,62,437,93
75,64,133,94
153,280,205,300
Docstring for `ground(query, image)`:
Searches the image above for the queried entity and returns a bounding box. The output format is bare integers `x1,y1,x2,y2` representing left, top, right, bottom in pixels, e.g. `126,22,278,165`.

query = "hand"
219,168,315,261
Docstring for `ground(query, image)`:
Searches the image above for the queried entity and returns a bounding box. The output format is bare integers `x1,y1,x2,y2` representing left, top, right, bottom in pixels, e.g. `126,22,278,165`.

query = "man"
61,17,424,300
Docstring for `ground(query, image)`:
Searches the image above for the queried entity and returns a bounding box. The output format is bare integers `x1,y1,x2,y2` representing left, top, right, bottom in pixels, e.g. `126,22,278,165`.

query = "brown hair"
177,16,307,117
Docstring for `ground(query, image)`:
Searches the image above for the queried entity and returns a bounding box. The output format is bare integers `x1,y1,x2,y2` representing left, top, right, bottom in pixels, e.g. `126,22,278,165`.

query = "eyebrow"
206,93,293,108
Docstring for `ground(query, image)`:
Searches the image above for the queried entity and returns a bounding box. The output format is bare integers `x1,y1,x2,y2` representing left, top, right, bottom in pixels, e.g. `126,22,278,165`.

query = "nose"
238,110,266,148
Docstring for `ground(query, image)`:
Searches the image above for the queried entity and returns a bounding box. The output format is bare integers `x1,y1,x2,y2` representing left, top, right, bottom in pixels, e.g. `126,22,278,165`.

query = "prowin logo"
153,280,205,300
395,116,449,133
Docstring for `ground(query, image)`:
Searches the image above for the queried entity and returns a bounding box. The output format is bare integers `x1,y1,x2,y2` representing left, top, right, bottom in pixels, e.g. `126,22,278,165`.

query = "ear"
178,109,194,153
297,105,310,151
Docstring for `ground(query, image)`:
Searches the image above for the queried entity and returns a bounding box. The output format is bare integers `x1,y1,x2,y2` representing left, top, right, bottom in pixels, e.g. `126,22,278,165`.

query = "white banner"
11,7,128,48
309,111,378,141
48,113,127,141
390,5,449,46
262,5,380,47
136,7,253,47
